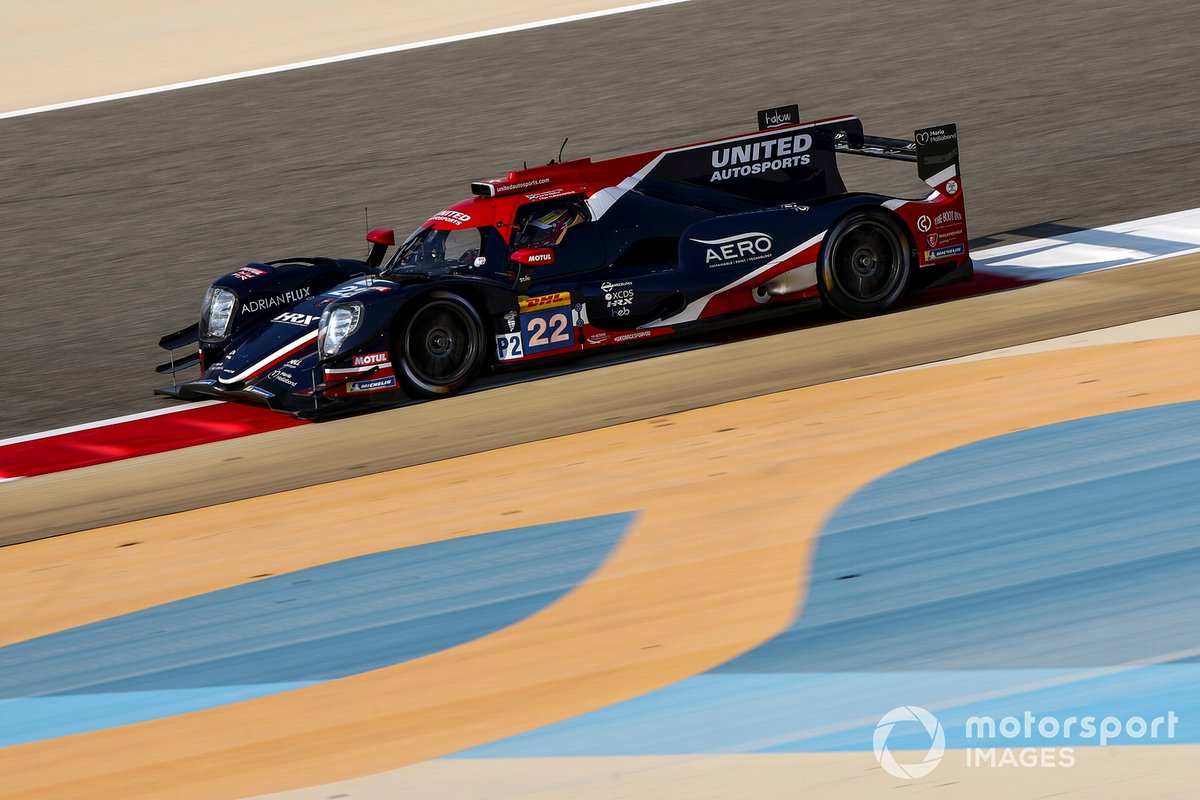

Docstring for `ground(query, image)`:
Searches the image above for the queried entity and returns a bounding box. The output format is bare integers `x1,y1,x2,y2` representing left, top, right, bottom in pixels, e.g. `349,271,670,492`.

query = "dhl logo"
518,292,571,312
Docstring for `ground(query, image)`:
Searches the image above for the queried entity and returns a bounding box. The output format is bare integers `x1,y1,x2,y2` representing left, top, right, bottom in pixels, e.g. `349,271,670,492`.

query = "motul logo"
352,352,389,366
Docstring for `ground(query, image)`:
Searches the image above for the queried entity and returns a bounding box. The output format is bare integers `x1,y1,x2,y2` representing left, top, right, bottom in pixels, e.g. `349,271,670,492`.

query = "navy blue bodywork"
156,113,972,416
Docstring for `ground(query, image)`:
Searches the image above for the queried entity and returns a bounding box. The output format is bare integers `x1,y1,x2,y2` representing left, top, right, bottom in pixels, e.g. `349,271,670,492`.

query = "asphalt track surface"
2,0,1199,439
3,2,1200,797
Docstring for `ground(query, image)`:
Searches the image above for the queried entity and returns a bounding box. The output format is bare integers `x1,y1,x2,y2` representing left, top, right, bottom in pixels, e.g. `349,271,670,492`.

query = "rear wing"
756,105,960,191
637,111,961,207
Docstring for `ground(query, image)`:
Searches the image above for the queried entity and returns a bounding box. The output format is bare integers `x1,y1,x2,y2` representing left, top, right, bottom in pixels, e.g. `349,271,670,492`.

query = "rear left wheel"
393,292,485,398
817,210,912,318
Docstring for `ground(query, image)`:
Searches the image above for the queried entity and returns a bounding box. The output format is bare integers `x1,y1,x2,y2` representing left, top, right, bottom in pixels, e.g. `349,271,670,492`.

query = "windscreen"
383,226,486,276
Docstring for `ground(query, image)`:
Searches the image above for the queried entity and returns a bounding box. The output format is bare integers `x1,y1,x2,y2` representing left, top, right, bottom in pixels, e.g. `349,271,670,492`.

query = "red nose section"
366,228,396,246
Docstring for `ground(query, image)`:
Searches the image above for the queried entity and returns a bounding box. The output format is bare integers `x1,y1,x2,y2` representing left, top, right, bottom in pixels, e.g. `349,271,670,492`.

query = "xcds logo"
874,706,945,779
692,232,774,267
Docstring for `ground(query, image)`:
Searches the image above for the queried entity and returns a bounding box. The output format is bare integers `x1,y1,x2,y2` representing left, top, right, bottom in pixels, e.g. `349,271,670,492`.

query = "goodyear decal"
519,292,571,313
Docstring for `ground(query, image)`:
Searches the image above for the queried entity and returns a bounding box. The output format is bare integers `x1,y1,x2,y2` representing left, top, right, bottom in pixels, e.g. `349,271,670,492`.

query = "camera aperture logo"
875,706,1180,778
873,706,945,779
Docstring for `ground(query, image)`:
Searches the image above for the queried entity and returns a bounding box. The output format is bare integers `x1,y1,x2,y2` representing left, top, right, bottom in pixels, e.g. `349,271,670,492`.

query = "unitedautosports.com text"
964,711,1179,768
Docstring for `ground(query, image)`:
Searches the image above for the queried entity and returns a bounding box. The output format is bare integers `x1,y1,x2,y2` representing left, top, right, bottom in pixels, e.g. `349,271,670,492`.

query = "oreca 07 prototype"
156,105,970,416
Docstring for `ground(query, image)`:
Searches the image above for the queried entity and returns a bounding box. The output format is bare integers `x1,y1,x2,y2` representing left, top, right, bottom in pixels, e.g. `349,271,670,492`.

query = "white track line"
0,1,694,121
975,207,1200,279
0,401,219,448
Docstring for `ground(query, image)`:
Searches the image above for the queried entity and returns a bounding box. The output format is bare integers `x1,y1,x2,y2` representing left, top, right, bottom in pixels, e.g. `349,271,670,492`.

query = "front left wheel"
393,292,486,398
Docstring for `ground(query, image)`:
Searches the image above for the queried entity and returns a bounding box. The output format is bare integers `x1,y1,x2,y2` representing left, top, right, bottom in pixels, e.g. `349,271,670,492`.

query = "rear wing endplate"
756,106,959,186
913,124,960,187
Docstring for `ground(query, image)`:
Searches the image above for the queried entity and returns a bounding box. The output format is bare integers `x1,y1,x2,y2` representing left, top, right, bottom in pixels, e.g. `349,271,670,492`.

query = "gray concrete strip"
4,253,1199,545
874,309,1200,375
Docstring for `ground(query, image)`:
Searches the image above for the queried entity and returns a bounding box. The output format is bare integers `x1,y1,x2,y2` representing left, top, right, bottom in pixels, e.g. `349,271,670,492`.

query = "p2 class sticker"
496,333,523,361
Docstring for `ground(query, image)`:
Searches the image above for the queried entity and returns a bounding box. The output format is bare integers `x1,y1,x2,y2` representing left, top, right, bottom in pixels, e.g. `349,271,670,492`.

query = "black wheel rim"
404,301,478,387
830,220,904,303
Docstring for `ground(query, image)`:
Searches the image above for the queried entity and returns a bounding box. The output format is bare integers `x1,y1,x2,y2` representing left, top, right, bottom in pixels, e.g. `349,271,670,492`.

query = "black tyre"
817,210,912,318
393,292,486,398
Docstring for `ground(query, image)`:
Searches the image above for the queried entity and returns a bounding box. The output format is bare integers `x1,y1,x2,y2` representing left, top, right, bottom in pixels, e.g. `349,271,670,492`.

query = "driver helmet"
520,206,585,247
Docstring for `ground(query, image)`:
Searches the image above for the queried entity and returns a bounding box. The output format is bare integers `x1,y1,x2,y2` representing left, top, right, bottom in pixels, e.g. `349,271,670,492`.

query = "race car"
156,105,970,416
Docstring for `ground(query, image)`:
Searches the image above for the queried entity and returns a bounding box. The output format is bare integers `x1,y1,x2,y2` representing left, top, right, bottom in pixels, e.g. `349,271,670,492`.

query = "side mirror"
510,248,555,266
366,228,396,268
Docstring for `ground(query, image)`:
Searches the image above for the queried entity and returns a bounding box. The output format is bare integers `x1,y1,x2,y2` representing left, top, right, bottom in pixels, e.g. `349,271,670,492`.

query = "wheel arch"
814,203,914,317
388,286,495,351
814,202,916,278
388,288,491,398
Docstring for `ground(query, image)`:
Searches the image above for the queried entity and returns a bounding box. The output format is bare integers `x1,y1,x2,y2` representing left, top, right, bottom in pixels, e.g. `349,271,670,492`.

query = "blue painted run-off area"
0,513,634,747
458,401,1200,756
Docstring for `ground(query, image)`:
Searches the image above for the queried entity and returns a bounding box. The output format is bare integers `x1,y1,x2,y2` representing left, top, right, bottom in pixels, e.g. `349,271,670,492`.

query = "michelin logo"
710,134,812,182
924,244,966,260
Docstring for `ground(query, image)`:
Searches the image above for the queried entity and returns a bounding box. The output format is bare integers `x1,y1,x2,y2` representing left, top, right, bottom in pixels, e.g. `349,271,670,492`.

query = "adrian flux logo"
873,706,945,779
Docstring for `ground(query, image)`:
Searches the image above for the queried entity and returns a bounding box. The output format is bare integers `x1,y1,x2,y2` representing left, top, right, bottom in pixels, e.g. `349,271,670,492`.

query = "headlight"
201,286,237,339
318,302,363,358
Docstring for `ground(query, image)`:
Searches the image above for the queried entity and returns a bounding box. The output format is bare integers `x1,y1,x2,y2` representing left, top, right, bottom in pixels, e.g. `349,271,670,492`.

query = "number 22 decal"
526,312,571,347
